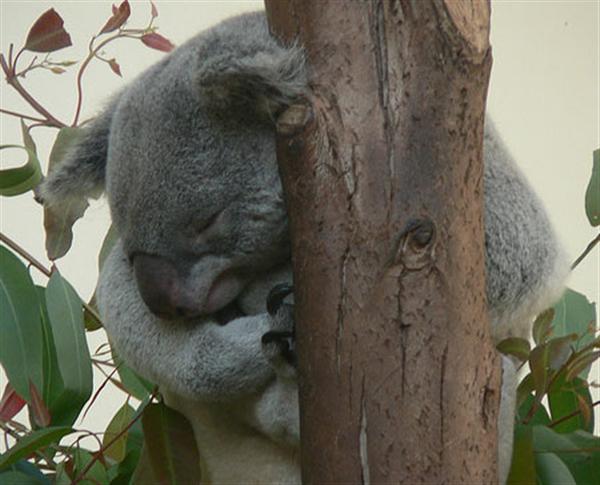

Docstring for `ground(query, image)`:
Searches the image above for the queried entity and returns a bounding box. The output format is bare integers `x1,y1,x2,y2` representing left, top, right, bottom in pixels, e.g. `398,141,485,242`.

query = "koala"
39,11,569,485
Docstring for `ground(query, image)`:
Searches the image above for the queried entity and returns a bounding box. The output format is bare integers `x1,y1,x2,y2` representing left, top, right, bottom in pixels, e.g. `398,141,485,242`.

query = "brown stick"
265,0,499,483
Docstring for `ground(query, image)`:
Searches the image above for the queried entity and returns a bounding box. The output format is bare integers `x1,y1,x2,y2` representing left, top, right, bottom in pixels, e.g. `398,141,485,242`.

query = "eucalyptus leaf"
584,149,600,226
506,424,535,485
535,453,576,485
0,426,73,469
548,376,594,434
103,403,135,463
533,428,600,484
45,271,93,421
112,350,153,400
71,449,108,485
551,289,596,352
0,471,45,485
497,337,530,362
0,121,42,196
0,246,44,401
141,402,201,484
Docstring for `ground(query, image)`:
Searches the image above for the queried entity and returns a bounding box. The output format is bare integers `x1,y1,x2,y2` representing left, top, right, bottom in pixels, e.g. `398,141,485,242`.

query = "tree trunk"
264,1,500,483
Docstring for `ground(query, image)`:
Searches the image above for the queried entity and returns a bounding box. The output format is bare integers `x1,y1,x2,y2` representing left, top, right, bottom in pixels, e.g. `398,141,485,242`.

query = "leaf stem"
548,399,600,429
0,107,47,123
571,233,600,270
72,32,128,126
70,389,159,485
0,54,67,128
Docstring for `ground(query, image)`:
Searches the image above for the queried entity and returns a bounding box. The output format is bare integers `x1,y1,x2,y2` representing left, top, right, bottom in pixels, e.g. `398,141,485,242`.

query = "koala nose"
132,253,200,320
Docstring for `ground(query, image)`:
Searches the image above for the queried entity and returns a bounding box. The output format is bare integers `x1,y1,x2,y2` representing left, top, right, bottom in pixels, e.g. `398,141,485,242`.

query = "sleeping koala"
39,11,569,485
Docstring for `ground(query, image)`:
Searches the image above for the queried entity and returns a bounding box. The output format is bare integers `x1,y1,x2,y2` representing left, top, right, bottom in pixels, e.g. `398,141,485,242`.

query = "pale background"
1,0,598,447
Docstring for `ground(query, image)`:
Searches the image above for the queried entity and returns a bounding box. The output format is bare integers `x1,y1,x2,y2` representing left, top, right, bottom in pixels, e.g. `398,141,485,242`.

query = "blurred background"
1,0,598,443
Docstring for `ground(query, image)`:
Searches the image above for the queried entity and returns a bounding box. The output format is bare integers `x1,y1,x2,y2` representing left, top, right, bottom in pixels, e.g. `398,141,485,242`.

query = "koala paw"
262,284,296,374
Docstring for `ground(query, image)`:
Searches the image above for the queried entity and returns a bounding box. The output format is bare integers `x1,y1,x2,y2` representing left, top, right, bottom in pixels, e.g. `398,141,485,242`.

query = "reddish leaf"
0,383,26,422
50,66,66,74
141,32,175,52
100,0,131,34
150,1,158,18
29,381,51,427
108,58,122,77
24,9,72,53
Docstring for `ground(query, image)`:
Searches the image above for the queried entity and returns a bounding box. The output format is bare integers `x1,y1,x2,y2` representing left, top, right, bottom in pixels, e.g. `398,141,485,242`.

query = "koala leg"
498,356,518,485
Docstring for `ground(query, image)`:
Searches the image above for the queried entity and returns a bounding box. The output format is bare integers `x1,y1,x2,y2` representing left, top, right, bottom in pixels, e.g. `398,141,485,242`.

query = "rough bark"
264,1,500,483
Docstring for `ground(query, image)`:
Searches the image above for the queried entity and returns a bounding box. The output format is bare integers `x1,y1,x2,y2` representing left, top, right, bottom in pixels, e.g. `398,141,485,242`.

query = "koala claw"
262,330,296,367
266,283,294,316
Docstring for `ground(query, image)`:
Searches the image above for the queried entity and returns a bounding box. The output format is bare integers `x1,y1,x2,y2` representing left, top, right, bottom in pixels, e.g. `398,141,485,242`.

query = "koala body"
40,11,569,484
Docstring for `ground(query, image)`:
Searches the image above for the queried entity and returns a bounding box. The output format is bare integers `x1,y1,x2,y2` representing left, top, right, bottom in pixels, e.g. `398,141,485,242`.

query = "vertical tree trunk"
264,1,500,483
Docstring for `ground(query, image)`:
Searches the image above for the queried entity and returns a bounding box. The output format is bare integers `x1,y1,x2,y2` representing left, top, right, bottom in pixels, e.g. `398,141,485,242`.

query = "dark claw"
262,330,296,367
266,283,294,316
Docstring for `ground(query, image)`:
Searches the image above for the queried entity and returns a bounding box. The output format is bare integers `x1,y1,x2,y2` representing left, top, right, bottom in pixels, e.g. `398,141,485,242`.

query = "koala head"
40,12,305,321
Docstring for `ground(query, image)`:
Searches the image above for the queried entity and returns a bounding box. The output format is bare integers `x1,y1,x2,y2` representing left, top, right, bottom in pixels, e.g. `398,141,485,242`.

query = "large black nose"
132,253,200,320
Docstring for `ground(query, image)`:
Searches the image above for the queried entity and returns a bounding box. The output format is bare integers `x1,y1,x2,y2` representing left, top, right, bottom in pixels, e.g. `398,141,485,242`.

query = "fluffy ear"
37,102,115,207
194,15,306,120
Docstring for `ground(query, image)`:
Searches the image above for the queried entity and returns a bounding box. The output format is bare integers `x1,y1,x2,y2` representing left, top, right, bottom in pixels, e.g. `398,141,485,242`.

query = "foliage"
0,3,196,483
0,2,598,484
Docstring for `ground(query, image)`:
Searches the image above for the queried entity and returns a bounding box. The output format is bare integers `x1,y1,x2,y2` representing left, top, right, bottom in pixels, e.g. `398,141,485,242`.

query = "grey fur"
40,11,568,484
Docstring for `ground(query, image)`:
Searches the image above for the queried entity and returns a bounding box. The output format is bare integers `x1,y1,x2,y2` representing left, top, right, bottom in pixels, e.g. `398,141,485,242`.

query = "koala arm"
97,240,275,401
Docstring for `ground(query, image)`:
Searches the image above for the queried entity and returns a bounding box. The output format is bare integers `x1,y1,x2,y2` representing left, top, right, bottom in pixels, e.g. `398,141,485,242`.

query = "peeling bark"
265,1,501,483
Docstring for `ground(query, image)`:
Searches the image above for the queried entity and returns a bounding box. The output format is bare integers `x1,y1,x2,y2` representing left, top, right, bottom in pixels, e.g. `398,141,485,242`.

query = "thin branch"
0,231,51,277
571,233,600,270
549,399,600,429
0,107,47,123
71,389,159,485
0,231,103,328
72,32,131,126
0,54,67,128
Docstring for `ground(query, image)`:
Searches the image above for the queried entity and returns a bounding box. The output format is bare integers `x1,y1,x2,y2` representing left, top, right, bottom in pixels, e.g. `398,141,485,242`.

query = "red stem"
0,54,66,128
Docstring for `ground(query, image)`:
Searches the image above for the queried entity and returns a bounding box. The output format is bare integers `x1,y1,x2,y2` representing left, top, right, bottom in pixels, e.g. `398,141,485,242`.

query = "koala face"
106,73,290,319
38,12,306,323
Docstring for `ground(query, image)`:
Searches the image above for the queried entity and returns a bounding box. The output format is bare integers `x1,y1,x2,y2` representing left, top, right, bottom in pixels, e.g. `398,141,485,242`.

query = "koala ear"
37,101,115,208
195,40,306,120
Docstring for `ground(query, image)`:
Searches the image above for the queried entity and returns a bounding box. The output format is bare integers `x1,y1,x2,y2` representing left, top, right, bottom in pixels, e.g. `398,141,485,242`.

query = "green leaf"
507,424,535,485
36,286,71,425
0,426,73,469
42,128,88,260
45,271,93,421
103,403,135,463
497,337,531,362
585,149,600,226
141,402,201,484
532,308,555,345
517,394,551,426
0,246,44,401
528,334,576,400
0,471,45,485
71,449,108,485
109,415,144,484
548,376,595,434
0,122,42,196
112,351,153,400
535,453,576,485
533,428,600,484
551,289,597,354
86,225,118,330
565,350,600,382
4,459,51,484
